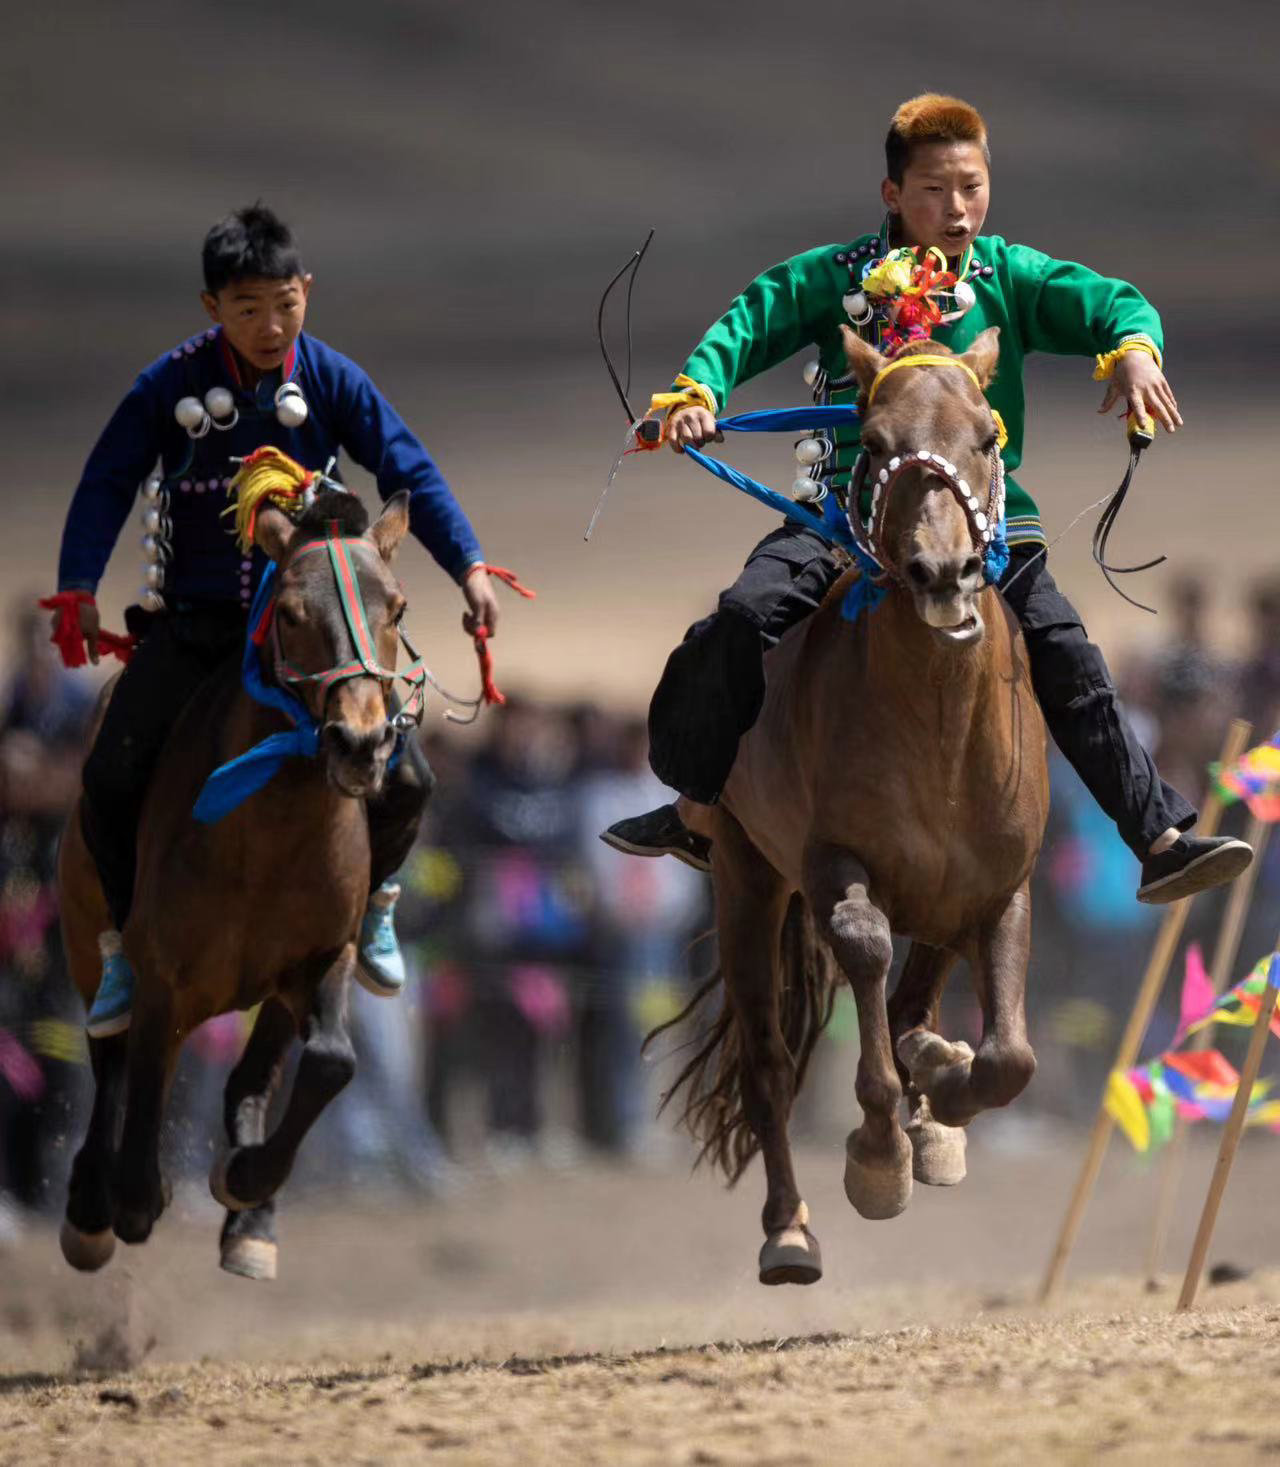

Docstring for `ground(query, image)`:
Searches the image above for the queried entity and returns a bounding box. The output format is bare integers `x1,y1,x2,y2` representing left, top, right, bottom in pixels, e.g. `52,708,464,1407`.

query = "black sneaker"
600,803,712,873
1137,836,1254,905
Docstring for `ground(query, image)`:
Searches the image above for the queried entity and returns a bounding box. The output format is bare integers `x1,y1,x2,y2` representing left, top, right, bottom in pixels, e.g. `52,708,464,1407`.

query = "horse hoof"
60,1220,116,1272
758,1206,822,1286
209,1151,251,1212
843,1133,912,1219
220,1234,278,1282
909,1117,967,1186
112,1209,154,1246
897,1030,974,1087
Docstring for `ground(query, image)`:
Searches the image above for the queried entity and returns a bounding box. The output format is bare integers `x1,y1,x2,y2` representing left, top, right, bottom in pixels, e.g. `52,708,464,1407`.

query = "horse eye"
861,434,887,458
978,432,997,454
390,604,407,626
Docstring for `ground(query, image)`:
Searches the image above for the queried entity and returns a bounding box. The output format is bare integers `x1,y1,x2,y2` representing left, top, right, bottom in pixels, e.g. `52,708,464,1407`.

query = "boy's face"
881,141,990,257
201,274,312,373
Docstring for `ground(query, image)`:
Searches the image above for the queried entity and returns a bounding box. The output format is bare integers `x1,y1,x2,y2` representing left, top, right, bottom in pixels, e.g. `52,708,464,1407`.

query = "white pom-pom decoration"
953,280,976,313
802,360,821,387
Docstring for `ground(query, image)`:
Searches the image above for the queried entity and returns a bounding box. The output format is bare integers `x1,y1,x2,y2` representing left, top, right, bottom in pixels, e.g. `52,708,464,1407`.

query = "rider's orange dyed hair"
885,94,990,184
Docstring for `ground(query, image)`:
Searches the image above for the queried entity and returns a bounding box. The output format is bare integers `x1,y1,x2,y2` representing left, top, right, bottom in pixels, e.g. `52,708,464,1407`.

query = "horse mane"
293,489,371,540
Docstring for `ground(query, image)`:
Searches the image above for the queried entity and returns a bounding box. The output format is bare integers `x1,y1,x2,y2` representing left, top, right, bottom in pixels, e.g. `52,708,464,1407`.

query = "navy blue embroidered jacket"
58,328,484,610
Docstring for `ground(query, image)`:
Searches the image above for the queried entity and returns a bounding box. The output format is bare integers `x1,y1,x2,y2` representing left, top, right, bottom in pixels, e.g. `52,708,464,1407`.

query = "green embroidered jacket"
678,233,1164,546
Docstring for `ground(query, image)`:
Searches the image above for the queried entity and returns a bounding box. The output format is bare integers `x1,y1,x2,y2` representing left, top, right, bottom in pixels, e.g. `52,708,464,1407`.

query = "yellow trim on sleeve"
1093,339,1162,381
648,374,719,418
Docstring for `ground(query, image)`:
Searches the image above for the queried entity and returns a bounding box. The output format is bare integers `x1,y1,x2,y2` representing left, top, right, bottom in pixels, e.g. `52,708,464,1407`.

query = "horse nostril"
961,555,983,583
906,559,933,590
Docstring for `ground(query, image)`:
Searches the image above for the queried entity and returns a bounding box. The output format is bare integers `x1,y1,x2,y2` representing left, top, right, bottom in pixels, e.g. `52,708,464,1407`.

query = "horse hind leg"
212,948,356,1212
112,985,180,1245
714,814,822,1286
888,943,968,1186
213,998,296,1281
61,1033,128,1271
806,846,911,1220
899,885,1036,1129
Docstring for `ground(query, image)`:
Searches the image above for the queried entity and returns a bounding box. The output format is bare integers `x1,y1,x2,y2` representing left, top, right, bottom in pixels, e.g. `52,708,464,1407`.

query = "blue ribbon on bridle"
192,561,320,824
678,404,1008,623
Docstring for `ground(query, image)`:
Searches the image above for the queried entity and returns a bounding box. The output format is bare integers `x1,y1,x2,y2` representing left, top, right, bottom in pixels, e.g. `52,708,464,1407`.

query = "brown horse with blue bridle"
58,486,424,1279
658,328,1050,1284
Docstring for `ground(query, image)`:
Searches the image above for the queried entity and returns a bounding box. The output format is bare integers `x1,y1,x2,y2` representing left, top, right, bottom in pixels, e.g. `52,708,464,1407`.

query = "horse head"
839,326,1003,649
255,489,411,798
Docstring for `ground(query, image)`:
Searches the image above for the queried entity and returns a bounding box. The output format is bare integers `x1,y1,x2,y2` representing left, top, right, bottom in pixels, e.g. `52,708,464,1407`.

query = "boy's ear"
254,504,295,563
961,326,1001,389
839,326,888,393
200,290,219,324
369,491,411,563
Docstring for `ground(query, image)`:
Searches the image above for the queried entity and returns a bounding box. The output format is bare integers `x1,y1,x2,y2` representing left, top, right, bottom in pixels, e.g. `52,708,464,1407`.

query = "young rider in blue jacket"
52,203,500,1038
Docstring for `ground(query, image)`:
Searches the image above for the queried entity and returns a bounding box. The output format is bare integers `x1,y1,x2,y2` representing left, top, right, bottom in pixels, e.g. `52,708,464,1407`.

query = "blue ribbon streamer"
192,562,319,824
679,402,1007,622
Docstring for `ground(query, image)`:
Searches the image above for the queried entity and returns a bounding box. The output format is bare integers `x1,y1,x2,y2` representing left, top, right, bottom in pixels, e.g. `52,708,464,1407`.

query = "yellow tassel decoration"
225,446,316,553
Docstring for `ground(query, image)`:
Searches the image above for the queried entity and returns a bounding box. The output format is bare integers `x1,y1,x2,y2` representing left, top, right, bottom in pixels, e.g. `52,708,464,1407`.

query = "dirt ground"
2,1128,1278,1464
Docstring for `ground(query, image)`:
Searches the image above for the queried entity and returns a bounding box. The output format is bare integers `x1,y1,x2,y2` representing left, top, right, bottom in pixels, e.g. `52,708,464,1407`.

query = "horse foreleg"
61,1032,128,1270
213,948,356,1211
901,884,1036,1128
806,845,910,1220
216,998,296,1281
113,986,180,1245
888,943,968,1186
714,813,819,1286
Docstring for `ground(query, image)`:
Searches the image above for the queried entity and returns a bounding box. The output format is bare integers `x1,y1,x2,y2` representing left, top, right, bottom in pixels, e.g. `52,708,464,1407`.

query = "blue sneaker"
356,882,406,997
86,931,135,1039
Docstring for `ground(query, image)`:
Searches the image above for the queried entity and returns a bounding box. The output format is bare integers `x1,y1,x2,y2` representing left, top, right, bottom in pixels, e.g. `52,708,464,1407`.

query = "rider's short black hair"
202,203,305,294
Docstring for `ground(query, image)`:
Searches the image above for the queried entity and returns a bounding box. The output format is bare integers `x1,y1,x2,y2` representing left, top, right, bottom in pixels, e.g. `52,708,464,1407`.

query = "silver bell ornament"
140,589,166,613
144,561,165,590
801,360,822,387
792,476,824,503
795,437,827,467
141,474,163,501
204,386,238,426
274,382,309,428
174,396,210,437
842,290,872,324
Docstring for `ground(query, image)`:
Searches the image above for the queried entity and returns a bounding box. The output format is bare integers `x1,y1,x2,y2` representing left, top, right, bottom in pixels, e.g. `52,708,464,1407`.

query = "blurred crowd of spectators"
1,572,1278,1237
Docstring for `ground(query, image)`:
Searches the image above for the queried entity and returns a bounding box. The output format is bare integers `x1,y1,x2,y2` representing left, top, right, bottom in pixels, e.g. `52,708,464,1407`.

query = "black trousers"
80,607,434,929
648,525,1195,858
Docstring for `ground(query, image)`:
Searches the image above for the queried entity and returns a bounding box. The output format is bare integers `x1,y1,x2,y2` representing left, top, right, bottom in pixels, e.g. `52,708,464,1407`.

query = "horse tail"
644,893,838,1186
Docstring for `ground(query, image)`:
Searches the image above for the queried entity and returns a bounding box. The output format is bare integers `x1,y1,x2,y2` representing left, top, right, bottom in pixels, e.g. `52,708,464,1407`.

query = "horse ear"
960,326,1001,389
369,491,411,562
839,326,887,393
254,504,295,563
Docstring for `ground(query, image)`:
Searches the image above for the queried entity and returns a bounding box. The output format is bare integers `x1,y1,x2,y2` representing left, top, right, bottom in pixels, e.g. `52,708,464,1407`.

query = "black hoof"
112,1208,155,1246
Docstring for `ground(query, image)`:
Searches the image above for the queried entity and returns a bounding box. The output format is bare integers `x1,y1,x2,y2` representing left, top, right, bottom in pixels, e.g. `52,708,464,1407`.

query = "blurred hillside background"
3,0,1277,701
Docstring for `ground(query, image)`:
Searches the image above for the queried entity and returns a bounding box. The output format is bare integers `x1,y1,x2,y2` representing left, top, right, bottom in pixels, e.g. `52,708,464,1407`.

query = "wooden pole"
1037,717,1253,1304
1143,810,1272,1285
1176,947,1280,1311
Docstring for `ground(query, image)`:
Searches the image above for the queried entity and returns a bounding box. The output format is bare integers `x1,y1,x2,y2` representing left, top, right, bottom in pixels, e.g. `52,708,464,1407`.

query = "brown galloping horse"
661,327,1050,1285
58,489,412,1279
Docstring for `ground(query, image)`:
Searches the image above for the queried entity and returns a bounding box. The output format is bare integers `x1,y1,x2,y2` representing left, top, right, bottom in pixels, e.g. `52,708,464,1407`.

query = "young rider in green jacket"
604,93,1251,904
